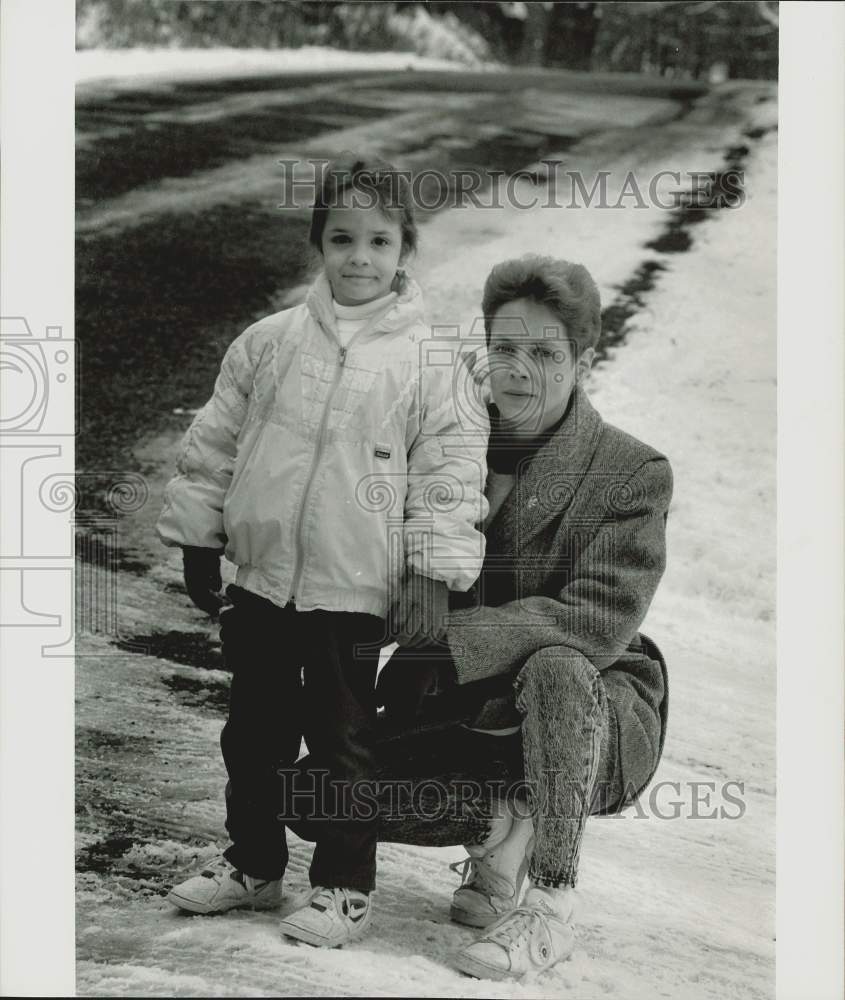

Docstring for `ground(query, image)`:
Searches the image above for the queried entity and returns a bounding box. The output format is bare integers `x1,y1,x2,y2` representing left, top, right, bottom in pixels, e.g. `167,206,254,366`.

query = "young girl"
157,155,488,947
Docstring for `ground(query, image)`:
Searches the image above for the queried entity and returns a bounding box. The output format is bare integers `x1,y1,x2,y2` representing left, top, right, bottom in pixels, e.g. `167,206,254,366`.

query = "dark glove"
376,654,442,723
182,546,224,616
390,570,449,647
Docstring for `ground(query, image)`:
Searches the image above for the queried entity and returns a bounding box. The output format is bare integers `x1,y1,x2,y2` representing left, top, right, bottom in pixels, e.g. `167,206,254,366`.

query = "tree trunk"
520,3,552,65
544,2,598,71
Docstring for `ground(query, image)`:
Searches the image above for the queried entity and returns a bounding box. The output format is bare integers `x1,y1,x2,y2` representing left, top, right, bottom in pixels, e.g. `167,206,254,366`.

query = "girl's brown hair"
309,153,419,260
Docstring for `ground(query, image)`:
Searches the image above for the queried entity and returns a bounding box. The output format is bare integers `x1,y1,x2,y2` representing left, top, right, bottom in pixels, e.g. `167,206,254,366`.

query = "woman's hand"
375,655,442,723
390,569,449,647
182,546,225,616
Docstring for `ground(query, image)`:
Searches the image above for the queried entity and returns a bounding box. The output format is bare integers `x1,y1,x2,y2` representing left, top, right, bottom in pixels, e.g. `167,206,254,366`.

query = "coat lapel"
486,386,604,553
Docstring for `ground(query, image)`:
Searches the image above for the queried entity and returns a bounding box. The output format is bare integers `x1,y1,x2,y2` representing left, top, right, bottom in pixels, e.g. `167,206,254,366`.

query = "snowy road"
75,57,777,997
74,58,702,475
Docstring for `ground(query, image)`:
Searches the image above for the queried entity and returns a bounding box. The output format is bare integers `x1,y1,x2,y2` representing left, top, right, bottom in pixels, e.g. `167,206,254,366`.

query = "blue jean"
287,646,623,888
515,647,619,886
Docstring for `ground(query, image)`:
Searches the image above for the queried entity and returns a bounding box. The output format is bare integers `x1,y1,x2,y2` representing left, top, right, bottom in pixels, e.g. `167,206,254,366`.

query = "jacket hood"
306,271,426,338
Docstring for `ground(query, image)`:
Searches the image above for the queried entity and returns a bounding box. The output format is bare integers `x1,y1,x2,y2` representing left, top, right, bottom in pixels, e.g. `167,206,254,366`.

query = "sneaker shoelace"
450,855,516,901
309,886,368,923
484,904,557,958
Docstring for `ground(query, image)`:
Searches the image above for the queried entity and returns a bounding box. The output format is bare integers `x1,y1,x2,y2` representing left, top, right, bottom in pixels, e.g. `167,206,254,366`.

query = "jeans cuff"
528,866,577,889
223,844,285,882
310,873,375,893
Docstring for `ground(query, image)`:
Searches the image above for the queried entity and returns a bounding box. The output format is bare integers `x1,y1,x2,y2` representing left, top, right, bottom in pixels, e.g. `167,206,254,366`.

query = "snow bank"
75,46,473,89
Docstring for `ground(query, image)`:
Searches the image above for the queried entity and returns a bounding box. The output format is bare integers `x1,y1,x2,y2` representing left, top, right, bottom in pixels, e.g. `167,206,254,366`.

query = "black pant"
220,585,385,892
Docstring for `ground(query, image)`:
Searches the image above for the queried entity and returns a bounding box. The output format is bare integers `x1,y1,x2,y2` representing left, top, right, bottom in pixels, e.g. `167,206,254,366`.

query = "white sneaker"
166,855,282,914
453,885,576,981
279,886,373,948
450,814,534,928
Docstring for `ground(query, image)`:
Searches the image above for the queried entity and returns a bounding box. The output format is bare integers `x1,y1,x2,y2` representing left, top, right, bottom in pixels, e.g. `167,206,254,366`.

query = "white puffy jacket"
157,274,489,617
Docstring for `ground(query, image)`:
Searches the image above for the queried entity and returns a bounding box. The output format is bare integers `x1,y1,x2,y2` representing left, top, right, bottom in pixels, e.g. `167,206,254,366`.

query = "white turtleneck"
333,291,397,346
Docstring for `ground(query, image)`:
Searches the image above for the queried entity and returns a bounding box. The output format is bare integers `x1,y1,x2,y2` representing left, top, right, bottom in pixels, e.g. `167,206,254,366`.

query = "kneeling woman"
291,255,673,981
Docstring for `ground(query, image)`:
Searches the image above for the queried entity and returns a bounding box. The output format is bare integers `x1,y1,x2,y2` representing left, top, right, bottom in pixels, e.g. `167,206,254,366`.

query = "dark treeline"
76,0,778,81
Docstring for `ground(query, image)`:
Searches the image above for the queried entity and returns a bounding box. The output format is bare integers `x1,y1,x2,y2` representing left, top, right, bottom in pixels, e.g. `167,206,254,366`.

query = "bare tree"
519,1,553,64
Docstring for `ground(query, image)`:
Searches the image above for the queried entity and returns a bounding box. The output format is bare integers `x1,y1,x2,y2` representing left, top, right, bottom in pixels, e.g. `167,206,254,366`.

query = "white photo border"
0,1,843,997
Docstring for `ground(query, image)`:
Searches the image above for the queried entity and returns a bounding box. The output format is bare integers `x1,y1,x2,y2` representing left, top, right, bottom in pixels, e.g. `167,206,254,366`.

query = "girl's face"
488,298,594,436
321,192,404,306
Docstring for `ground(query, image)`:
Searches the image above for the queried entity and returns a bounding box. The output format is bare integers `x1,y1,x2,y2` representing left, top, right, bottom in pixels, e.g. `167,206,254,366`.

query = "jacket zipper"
289,301,398,605
290,342,347,603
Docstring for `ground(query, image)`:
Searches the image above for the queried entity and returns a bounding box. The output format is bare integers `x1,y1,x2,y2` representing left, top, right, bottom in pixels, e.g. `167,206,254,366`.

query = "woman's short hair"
309,153,418,259
481,255,602,354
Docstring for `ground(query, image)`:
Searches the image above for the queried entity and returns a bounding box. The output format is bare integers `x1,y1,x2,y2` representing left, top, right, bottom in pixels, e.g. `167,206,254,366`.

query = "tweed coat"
445,384,673,808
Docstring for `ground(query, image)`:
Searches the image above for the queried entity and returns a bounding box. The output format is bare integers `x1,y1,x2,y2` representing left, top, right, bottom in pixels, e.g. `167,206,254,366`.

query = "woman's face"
487,298,594,436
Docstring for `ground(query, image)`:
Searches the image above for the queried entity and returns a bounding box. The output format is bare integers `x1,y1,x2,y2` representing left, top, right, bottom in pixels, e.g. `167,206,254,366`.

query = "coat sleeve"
403,363,489,592
156,332,255,550
446,457,673,681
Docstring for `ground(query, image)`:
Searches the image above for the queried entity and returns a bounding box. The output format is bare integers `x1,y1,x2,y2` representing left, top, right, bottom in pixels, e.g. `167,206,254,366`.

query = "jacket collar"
485,385,604,549
305,271,426,340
